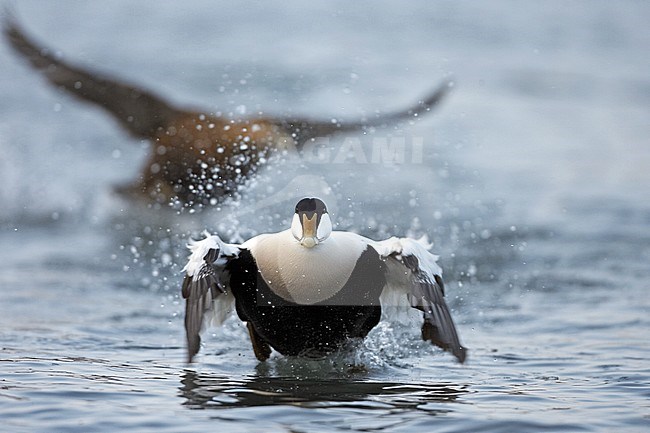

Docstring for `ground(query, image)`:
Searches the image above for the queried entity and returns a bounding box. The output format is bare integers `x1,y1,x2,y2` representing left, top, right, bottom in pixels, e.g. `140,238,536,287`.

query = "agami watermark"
300,136,425,165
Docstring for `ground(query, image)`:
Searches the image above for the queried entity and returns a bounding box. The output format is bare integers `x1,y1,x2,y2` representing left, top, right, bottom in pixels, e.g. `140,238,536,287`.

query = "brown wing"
3,13,182,139
5,13,451,147
278,80,452,147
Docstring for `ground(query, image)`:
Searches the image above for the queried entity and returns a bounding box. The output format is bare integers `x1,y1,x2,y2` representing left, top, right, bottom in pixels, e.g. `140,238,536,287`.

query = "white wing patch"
182,231,240,277
375,235,440,311
371,235,441,276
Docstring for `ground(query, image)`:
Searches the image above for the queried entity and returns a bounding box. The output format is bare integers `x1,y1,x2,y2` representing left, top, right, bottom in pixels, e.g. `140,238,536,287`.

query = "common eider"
4,15,451,207
181,198,467,363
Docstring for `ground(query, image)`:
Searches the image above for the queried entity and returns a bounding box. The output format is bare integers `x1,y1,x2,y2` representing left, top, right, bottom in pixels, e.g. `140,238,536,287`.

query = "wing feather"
276,80,452,147
3,14,181,138
181,234,240,362
372,236,467,363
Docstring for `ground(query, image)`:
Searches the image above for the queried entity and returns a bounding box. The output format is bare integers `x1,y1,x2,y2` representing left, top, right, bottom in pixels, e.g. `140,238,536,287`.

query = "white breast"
245,230,368,305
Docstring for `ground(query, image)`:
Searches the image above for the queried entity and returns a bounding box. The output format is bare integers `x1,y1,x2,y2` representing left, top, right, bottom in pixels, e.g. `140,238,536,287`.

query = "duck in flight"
181,197,467,363
4,15,452,208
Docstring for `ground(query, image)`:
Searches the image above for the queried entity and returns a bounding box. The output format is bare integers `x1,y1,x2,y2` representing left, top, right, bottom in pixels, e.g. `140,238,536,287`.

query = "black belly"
226,248,387,356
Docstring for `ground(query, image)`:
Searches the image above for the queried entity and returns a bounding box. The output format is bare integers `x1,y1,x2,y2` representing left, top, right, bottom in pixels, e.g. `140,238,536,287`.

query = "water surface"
1,1,649,432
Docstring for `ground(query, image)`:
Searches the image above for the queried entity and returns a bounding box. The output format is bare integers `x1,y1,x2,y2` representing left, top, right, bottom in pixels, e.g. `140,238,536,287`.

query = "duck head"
291,197,332,248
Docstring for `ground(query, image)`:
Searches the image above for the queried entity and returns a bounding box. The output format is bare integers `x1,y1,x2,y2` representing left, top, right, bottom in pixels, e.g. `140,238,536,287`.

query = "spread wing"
279,80,452,147
5,13,451,147
371,236,467,363
3,13,181,138
181,234,240,362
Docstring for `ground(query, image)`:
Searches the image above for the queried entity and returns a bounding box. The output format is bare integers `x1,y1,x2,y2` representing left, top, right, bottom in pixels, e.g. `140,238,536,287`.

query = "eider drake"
3,15,451,207
181,198,467,363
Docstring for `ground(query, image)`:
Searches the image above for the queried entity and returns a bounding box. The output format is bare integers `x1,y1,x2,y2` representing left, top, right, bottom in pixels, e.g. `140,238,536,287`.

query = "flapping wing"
3,13,181,138
277,80,453,147
372,236,467,363
181,233,240,362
